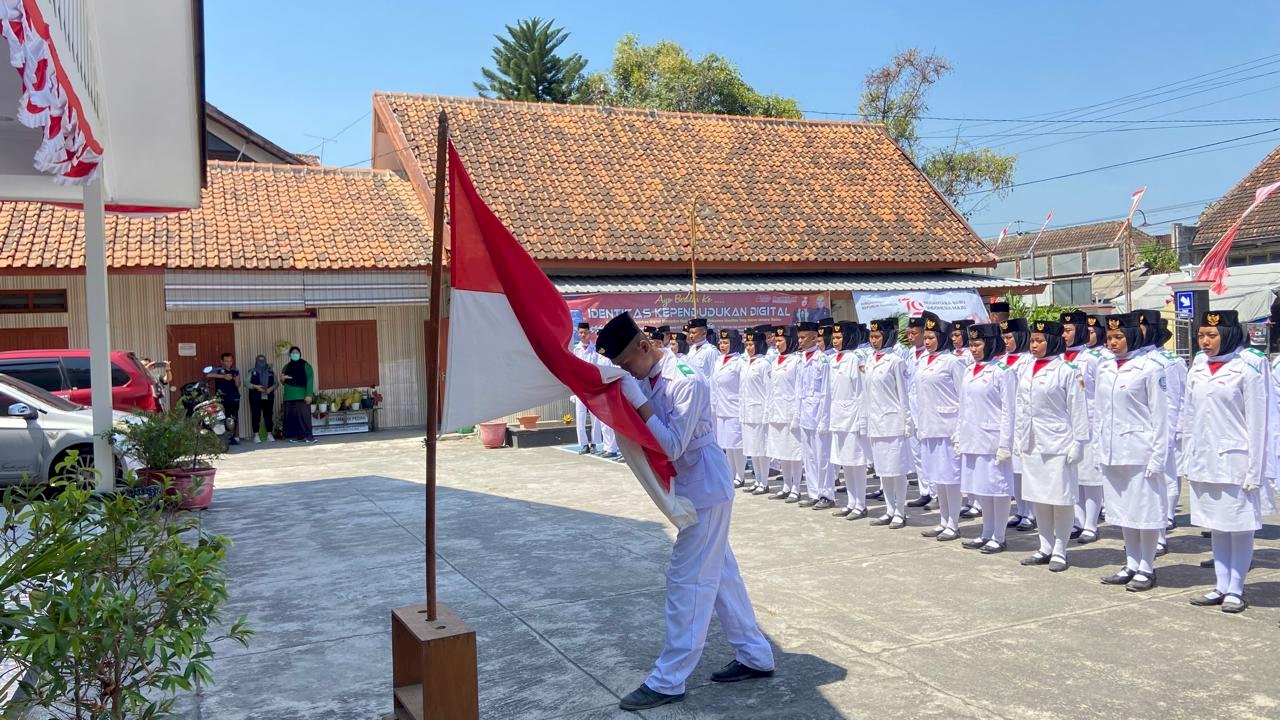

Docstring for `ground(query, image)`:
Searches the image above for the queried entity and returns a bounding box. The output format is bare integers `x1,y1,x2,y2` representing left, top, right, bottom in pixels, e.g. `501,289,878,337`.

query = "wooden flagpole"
424,110,448,621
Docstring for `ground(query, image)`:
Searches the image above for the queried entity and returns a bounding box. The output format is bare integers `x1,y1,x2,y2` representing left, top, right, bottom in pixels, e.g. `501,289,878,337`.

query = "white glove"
995,447,1012,463
569,395,579,406
620,376,648,409
951,436,961,454
904,418,916,438
1144,466,1164,484
1066,441,1084,465
1243,480,1261,493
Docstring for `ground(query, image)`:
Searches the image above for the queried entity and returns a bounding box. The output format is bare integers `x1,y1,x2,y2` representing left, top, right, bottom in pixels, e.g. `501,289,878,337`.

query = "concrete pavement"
184,432,1280,719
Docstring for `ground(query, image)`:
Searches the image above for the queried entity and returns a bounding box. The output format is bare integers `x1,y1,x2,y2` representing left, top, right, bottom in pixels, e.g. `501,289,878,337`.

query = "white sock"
752,456,770,488
1136,528,1159,575
1228,531,1253,597
843,465,867,510
938,484,962,531
1076,486,1102,533
890,475,909,517
1052,505,1074,558
1211,531,1231,593
1122,527,1139,571
726,448,747,484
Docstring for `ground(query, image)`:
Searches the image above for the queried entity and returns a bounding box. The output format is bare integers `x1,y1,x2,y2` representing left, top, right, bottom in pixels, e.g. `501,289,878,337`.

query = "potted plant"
110,407,225,510
315,392,331,413
516,414,540,430
477,420,508,448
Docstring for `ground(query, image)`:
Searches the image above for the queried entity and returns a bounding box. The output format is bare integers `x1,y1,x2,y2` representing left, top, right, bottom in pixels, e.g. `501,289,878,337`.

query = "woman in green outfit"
280,345,316,443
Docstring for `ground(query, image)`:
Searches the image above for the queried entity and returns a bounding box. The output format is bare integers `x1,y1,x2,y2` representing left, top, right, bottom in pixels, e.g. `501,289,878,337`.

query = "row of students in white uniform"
692,309,1276,613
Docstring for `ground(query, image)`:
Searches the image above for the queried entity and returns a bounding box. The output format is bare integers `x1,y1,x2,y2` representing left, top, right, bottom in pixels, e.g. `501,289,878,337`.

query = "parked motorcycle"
180,369,236,450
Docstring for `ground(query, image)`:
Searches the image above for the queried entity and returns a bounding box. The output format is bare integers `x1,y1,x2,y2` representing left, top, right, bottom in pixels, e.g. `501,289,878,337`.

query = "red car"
0,349,164,412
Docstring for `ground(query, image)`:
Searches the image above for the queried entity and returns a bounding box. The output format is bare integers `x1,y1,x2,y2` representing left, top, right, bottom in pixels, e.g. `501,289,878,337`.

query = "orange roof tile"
1194,143,1280,249
0,161,431,270
992,221,1160,260
374,93,992,269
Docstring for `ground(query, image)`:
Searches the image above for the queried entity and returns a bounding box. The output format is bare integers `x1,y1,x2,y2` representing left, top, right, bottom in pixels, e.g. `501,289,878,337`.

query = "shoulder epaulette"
1245,347,1264,358
676,363,696,377
1161,350,1179,360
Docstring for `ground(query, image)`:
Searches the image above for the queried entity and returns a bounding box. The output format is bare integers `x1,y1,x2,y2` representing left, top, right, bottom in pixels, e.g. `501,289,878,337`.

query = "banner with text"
566,291,833,331
852,289,990,323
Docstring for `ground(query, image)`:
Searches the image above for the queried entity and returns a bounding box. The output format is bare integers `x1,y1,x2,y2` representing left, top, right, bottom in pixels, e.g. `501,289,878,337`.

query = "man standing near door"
206,352,241,446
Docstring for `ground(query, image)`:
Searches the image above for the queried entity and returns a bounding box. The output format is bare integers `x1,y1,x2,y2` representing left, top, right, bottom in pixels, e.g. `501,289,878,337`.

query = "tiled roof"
295,153,322,166
1194,144,1280,249
0,161,431,270
992,221,1159,260
373,93,992,269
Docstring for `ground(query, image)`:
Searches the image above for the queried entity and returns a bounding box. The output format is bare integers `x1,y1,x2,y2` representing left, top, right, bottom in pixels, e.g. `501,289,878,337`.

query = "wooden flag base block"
391,602,479,719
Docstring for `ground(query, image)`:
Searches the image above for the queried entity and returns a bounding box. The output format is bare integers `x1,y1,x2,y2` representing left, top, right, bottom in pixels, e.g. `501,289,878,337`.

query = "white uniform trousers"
575,400,602,448
801,428,834,500
601,423,619,454
646,500,775,695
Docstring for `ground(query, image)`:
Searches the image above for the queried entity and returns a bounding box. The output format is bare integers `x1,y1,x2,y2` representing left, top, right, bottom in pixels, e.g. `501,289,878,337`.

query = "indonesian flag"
1196,179,1280,294
1026,209,1054,256
1109,187,1147,246
995,224,1009,247
441,141,696,529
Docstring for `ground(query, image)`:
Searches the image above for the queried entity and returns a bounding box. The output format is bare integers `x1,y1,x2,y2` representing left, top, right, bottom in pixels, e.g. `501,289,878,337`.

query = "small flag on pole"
1110,187,1148,245
995,224,1009,247
1195,179,1280,294
1026,209,1054,257
441,141,697,529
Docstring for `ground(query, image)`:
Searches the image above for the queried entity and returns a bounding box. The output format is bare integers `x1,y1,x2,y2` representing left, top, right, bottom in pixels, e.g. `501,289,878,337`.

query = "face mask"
290,352,301,361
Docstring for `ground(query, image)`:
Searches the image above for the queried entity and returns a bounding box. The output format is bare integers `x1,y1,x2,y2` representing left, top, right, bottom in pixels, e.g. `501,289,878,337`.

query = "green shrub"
110,408,224,471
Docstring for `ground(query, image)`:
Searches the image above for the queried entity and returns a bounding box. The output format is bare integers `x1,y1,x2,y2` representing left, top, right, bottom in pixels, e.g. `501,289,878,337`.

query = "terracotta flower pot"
477,420,508,448
516,414,540,430
140,466,217,510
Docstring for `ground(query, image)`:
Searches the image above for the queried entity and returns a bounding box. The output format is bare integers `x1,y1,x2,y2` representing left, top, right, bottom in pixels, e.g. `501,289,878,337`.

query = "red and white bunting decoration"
1026,209,1054,257
0,0,102,185
442,140,696,529
1110,186,1147,245
1195,179,1280,294
995,224,1009,247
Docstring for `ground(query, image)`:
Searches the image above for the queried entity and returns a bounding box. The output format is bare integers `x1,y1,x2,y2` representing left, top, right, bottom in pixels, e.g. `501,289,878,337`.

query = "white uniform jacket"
1145,349,1187,449
765,353,801,427
828,349,868,434
865,350,912,439
1014,356,1089,456
1094,354,1169,472
738,354,772,426
953,347,975,367
901,345,929,422
1179,348,1270,487
956,360,1016,455
642,351,735,510
711,353,744,420
914,351,966,439
685,340,718,380
796,349,832,432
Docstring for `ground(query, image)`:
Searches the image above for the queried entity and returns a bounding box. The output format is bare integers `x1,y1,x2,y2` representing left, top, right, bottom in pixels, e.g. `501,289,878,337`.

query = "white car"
0,373,139,486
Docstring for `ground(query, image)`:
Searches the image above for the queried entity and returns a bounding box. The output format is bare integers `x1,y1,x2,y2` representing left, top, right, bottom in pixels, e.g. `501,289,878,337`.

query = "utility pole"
1124,222,1134,311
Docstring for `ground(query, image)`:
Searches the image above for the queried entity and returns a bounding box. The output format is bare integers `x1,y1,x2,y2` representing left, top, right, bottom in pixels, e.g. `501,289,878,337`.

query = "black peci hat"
797,321,819,332
906,316,926,329
1201,309,1248,353
596,312,642,360
577,322,590,330
1030,319,1064,336
685,318,708,329
990,301,1011,313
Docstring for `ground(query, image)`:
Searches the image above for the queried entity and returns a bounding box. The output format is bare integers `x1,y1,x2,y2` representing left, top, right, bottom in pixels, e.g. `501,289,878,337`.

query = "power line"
969,197,1219,228
804,111,1280,124
300,110,373,157
956,127,1280,197
916,120,1280,139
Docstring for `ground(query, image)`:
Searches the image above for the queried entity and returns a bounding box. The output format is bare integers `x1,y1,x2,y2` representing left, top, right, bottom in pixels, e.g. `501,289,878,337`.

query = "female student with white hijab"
712,328,748,488
1015,320,1088,573
830,321,873,520
1061,311,1105,544
1001,318,1037,532
1095,313,1170,592
864,318,914,529
1182,310,1274,613
915,312,967,541
766,326,805,503
957,322,1016,554
738,328,773,496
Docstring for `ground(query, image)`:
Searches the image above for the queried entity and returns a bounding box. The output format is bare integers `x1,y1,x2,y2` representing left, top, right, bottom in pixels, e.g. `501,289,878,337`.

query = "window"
61,357,131,389
1032,256,1049,278
993,260,1016,277
1087,248,1120,272
316,320,379,389
1053,277,1094,306
0,290,68,313
0,359,63,392
1051,252,1082,276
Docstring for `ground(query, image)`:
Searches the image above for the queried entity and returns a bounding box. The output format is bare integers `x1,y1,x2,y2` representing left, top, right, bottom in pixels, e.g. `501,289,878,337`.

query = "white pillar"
83,178,114,491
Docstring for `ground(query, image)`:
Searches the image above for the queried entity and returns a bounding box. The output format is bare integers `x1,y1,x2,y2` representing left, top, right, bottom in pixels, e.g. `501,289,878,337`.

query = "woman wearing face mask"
864,318,913,529
1182,310,1273,613
713,329,748,488
739,329,773,495
1060,311,1104,544
916,313,967,540
957,323,1016,553
829,321,872,520
1015,320,1088,573
280,346,316,444
1001,318,1037,533
1095,313,1170,591
245,354,278,444
766,326,805,503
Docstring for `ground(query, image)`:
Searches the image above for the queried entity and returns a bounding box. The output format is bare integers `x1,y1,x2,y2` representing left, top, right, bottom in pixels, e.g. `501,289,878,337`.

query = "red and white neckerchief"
1032,358,1053,376
1064,350,1079,362
915,347,925,360
972,362,985,376
1005,354,1021,367
875,351,885,361
722,355,732,366
1207,360,1228,375
777,354,788,366
927,353,938,366
836,352,844,362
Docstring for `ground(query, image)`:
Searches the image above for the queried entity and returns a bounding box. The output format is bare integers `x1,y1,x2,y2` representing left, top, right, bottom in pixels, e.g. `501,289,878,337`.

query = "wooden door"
0,326,68,352
166,324,236,389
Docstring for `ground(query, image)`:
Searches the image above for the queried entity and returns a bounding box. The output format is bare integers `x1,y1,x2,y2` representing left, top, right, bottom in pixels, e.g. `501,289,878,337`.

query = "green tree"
475,18,587,103
573,34,802,119
858,49,1016,214
1136,240,1180,273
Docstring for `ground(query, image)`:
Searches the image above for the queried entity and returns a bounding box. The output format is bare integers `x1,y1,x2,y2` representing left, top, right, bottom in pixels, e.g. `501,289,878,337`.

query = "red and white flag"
995,224,1010,247
441,141,696,529
1026,209,1054,257
1196,179,1280,294
1110,186,1147,245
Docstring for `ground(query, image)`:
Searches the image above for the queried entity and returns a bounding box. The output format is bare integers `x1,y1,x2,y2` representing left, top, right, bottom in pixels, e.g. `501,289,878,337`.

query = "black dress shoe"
846,508,868,520
733,478,746,488
1006,515,1022,528
980,541,1007,554
813,498,835,510
889,515,907,529
1069,527,1083,540
741,484,758,494
752,486,771,496
769,490,789,500
1101,568,1137,585
1199,558,1215,568
960,505,983,519
1189,591,1226,606
710,659,774,683
1155,542,1168,557
1126,573,1157,592
1016,518,1037,532
937,529,960,542
1166,518,1177,532
836,485,848,494
920,527,944,538
798,498,819,508
832,507,855,517
578,445,592,455
962,537,990,550
867,489,885,501
1077,530,1099,545
1221,595,1249,614
869,514,893,526
1020,552,1051,566
785,493,802,504
619,684,684,711
907,494,933,508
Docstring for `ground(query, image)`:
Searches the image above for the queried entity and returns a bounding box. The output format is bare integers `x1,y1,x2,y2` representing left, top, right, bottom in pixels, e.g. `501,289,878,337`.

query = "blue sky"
205,1,1280,239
